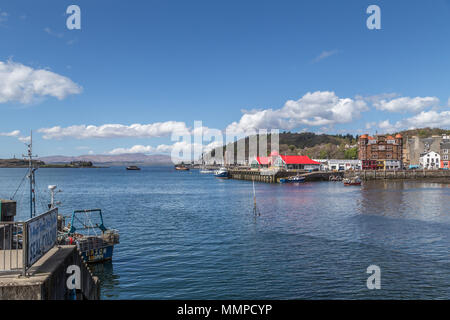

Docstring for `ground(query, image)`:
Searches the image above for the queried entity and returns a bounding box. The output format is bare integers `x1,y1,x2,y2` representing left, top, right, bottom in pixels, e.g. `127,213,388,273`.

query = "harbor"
3,166,449,299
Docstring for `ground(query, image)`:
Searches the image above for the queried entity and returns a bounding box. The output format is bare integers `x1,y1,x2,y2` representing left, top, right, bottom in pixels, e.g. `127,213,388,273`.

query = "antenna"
48,185,62,209
22,130,38,218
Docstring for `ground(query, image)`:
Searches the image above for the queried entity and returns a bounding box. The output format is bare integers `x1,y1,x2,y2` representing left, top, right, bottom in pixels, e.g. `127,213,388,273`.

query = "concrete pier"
228,169,344,183
0,245,100,300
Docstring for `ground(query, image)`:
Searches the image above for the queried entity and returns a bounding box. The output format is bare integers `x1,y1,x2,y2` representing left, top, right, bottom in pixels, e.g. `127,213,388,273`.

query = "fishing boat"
279,175,306,183
126,166,141,170
214,167,229,178
343,176,362,186
59,209,119,263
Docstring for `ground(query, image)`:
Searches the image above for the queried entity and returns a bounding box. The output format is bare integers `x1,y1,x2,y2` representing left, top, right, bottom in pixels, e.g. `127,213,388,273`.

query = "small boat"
199,165,214,173
126,166,141,170
59,209,119,263
214,167,229,178
175,165,189,171
343,177,362,186
280,176,306,183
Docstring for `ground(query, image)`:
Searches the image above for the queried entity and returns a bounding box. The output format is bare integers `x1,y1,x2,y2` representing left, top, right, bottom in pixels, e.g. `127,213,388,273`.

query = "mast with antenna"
23,130,38,218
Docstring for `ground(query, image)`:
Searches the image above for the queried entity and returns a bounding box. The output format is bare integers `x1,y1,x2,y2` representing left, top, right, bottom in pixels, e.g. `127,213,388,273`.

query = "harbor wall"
0,245,100,300
228,170,344,183
345,170,450,181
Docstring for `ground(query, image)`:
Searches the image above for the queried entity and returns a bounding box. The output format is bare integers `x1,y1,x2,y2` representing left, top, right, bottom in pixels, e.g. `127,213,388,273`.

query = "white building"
313,159,361,171
419,151,441,169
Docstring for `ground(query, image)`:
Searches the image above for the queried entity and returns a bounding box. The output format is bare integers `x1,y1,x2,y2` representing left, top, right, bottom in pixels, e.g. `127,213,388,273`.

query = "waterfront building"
251,152,320,170
312,159,361,171
358,134,403,170
419,151,441,169
439,139,450,169
403,134,448,167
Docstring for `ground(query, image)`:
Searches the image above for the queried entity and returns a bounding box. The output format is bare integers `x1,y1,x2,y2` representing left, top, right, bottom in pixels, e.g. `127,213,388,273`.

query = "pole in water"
252,178,260,216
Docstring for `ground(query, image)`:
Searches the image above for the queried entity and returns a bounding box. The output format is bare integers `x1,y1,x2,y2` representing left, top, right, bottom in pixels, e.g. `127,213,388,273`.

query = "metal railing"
0,221,26,275
0,208,57,276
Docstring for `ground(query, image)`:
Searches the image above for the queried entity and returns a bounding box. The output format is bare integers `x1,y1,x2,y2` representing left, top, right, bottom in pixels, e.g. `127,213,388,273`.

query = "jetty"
228,169,344,183
0,201,100,300
345,169,450,181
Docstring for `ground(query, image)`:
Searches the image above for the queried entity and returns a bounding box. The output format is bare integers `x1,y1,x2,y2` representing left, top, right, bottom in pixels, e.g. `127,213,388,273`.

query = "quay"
228,169,344,183
227,168,450,183
0,245,100,300
0,200,100,300
345,169,450,181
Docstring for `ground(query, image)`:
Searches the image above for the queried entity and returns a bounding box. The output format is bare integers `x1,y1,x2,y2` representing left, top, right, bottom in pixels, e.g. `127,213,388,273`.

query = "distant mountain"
38,153,175,166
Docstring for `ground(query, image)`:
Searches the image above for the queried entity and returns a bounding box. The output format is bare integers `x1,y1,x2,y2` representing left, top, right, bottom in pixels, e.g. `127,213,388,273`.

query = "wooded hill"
209,127,450,161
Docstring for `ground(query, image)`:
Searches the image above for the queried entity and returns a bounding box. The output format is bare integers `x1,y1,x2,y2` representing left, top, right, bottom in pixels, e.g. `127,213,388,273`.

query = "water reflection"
90,261,120,299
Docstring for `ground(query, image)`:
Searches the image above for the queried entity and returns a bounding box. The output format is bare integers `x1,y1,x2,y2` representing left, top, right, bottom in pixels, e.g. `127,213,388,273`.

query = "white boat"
214,167,229,178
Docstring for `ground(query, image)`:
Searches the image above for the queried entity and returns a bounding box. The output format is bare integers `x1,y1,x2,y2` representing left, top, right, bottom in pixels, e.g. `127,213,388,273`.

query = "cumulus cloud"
0,130,20,137
0,130,30,143
108,140,223,163
38,121,190,140
0,60,82,104
378,110,450,133
226,91,368,134
372,96,439,113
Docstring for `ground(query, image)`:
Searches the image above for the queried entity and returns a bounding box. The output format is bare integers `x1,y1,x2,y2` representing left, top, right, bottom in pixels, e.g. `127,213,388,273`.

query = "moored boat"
279,175,306,183
175,165,189,171
58,209,119,263
343,176,362,186
214,167,229,178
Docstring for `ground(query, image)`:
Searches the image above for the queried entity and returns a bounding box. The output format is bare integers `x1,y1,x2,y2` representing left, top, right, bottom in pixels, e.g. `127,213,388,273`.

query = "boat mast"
23,130,37,218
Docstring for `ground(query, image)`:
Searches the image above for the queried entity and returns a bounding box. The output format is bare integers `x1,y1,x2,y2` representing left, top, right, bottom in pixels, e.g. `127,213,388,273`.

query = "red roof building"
252,154,320,170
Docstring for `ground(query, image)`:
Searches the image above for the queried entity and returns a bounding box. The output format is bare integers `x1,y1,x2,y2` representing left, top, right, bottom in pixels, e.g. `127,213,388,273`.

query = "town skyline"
0,1,449,157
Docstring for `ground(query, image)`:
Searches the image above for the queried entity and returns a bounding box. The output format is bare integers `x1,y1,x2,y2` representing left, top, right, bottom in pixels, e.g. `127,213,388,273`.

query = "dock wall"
0,245,100,300
228,170,344,183
345,170,450,181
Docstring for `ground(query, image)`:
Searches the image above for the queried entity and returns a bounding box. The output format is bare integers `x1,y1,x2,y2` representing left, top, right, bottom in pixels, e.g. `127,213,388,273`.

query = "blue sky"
0,0,449,157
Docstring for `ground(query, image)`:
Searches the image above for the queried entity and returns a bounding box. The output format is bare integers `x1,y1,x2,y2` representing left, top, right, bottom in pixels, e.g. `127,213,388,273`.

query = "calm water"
0,167,449,299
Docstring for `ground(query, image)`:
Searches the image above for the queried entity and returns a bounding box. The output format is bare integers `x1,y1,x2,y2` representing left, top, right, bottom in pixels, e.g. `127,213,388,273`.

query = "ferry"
214,167,229,178
126,166,141,170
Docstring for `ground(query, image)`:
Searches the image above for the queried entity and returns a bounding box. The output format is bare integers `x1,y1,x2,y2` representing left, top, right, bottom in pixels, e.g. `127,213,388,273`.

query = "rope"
10,171,28,200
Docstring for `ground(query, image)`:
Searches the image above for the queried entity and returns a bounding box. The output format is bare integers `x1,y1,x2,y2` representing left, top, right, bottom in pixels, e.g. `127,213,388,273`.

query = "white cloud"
0,130,20,137
38,121,190,140
0,60,82,104
0,130,31,143
372,96,439,113
378,110,450,132
226,91,368,134
0,10,8,23
108,140,222,163
313,50,339,63
44,27,63,38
